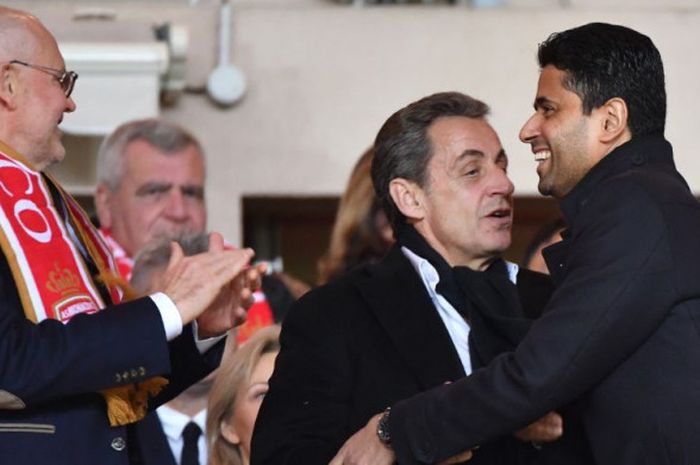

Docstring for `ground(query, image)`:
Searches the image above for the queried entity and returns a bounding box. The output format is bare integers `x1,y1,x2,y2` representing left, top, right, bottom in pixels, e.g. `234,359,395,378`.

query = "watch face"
377,409,391,444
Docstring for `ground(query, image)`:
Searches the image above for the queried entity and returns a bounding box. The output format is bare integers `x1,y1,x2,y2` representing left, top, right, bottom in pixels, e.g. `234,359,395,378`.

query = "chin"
49,145,66,165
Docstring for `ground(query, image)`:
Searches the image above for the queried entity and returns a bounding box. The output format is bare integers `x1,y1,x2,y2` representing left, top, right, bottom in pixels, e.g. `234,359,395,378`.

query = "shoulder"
283,265,375,328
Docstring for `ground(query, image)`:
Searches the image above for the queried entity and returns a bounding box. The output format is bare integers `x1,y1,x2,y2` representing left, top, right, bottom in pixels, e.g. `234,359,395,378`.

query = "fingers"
254,261,268,276
166,240,185,272
163,246,255,327
438,450,474,465
240,286,254,309
208,231,225,252
328,450,343,465
515,411,563,443
234,305,247,323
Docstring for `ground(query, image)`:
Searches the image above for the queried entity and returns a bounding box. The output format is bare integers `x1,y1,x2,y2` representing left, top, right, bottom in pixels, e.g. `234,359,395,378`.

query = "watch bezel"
376,407,392,445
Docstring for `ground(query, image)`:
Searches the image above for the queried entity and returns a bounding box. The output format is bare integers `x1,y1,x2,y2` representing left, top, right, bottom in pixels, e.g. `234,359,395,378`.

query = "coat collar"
560,135,677,224
351,245,466,389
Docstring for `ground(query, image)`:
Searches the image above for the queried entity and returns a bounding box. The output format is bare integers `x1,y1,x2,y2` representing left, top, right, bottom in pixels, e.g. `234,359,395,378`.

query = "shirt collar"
157,405,207,441
401,246,519,292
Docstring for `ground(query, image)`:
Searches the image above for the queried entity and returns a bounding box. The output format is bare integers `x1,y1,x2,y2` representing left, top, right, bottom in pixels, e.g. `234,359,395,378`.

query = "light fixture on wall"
207,0,246,106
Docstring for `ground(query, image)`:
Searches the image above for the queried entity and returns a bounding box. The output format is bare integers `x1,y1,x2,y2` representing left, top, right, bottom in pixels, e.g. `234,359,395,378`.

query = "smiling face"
96,139,206,257
6,17,76,169
408,116,513,270
519,65,606,199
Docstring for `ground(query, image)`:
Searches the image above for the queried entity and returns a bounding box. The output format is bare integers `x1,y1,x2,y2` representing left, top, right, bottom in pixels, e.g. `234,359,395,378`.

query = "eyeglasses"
10,60,78,98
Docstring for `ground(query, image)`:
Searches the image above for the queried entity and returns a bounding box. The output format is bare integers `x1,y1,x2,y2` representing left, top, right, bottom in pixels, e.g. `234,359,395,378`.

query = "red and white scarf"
0,141,165,426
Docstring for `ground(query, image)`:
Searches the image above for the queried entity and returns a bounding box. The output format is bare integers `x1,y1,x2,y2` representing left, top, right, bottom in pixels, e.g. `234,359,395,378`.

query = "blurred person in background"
94,119,277,465
94,118,279,342
129,233,243,465
207,326,281,465
317,148,393,285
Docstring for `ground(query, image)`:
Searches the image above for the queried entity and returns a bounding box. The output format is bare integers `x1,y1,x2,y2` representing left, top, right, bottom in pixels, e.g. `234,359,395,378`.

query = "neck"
601,129,633,160
401,223,497,271
165,385,209,418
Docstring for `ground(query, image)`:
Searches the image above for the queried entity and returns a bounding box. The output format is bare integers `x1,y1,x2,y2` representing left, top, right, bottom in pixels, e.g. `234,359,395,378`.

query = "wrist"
376,407,392,447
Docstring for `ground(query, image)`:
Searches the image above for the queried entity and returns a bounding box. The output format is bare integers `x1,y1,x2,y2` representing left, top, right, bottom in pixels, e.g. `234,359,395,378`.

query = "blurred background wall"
7,0,700,282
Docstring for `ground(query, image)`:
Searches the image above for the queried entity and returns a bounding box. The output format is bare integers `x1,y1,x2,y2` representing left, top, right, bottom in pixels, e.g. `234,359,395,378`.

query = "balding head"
0,6,76,170
0,7,44,63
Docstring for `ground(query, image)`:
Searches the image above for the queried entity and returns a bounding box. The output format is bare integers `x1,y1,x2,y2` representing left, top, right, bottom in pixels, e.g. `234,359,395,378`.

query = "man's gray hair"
96,118,205,190
130,232,210,294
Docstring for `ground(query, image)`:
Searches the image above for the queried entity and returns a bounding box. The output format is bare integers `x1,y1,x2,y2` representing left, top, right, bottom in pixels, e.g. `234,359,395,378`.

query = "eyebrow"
456,149,485,161
452,148,507,169
533,96,555,110
135,181,172,196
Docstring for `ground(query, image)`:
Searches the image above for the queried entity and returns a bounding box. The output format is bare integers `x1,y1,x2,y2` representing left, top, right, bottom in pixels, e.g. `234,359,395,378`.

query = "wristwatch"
376,407,392,446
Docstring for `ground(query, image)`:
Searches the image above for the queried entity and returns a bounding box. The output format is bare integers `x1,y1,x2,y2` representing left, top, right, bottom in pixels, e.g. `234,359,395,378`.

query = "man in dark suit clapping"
0,7,262,465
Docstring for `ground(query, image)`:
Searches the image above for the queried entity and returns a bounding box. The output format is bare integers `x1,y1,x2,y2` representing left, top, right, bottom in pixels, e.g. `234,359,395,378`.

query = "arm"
332,180,675,465
0,234,255,408
0,296,172,406
389,181,674,465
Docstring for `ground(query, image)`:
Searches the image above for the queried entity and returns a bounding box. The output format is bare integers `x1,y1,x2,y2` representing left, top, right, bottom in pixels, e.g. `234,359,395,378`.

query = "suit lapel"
353,246,466,390
515,268,555,319
543,236,571,287
131,413,178,465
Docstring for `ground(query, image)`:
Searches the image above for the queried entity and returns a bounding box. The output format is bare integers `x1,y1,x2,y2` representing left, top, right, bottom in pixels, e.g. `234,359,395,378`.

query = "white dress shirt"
401,246,519,375
150,292,223,353
157,405,208,465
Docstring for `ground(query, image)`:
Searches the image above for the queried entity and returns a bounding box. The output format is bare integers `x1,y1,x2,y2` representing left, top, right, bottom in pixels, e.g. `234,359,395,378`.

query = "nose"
164,190,189,222
65,96,76,113
490,165,515,197
519,113,540,144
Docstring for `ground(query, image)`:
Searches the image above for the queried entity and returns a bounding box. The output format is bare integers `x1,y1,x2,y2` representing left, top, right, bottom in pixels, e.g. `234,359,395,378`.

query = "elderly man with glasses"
0,7,264,465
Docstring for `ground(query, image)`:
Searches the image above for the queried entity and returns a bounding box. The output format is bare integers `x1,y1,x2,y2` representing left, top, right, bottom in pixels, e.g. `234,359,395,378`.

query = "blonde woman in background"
206,326,280,465
317,148,394,284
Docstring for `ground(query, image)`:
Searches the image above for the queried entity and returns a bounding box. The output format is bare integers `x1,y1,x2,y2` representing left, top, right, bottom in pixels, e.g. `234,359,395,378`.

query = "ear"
0,63,20,111
94,183,113,229
388,178,425,222
598,97,630,143
220,419,241,446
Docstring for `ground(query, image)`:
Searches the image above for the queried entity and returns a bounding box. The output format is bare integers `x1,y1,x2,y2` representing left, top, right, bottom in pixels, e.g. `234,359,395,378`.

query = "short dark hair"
372,92,489,233
537,22,666,137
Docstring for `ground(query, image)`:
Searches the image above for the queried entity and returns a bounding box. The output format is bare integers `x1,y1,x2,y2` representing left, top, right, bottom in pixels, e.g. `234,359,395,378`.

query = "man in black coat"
251,92,589,465
330,23,700,465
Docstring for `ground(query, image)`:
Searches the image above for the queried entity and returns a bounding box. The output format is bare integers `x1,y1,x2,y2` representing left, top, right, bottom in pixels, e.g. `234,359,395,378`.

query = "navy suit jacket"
127,412,178,465
389,136,700,465
0,241,221,465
